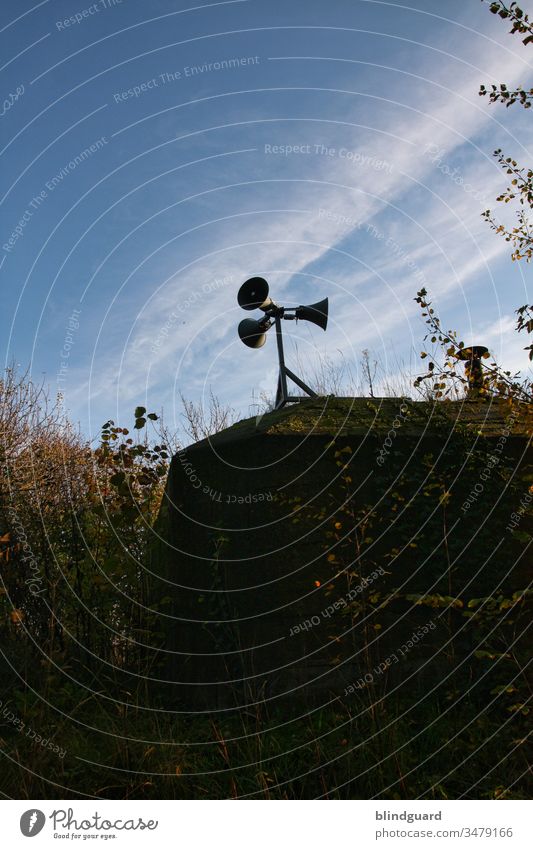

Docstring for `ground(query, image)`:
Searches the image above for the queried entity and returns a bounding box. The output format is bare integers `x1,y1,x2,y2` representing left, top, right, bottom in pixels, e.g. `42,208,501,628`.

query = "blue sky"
1,0,532,440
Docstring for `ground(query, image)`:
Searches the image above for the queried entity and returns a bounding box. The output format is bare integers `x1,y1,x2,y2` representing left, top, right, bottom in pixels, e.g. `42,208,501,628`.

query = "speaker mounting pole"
274,314,317,409
237,276,328,408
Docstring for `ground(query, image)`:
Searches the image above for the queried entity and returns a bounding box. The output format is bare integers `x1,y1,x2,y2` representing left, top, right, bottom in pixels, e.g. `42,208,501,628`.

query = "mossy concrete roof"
187,396,530,452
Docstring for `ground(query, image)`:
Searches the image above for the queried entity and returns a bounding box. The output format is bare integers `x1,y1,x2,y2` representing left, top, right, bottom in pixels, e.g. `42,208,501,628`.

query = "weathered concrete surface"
149,397,531,710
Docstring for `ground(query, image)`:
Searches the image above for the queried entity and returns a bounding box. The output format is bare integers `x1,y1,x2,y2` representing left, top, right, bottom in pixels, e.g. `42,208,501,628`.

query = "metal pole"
274,316,318,408
284,367,317,398
275,314,289,408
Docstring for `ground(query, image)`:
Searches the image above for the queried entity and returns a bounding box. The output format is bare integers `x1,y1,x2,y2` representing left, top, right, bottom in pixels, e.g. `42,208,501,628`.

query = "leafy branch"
481,150,533,260
479,3,533,256
481,1,533,43
482,207,533,260
413,289,533,404
479,83,533,108
516,303,533,360
95,407,169,527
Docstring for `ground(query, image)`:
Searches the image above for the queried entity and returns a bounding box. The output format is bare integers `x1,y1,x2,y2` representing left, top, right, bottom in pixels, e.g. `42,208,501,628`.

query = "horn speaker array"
236,277,329,409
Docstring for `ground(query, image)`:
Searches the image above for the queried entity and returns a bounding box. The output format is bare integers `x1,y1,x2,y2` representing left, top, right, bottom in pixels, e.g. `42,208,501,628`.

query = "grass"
0,659,530,799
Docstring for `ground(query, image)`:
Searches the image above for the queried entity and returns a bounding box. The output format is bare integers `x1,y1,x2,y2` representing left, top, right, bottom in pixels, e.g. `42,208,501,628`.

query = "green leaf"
134,406,146,418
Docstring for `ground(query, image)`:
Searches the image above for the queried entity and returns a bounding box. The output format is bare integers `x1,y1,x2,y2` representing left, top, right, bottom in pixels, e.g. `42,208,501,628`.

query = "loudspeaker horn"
238,277,272,311
238,318,268,348
295,297,328,331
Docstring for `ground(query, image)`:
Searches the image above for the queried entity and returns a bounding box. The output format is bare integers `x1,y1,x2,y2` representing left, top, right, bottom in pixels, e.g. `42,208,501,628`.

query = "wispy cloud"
55,9,533,433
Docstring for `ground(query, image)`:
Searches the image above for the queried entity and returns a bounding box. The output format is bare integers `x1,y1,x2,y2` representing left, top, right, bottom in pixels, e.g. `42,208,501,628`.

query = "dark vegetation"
0,292,531,798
